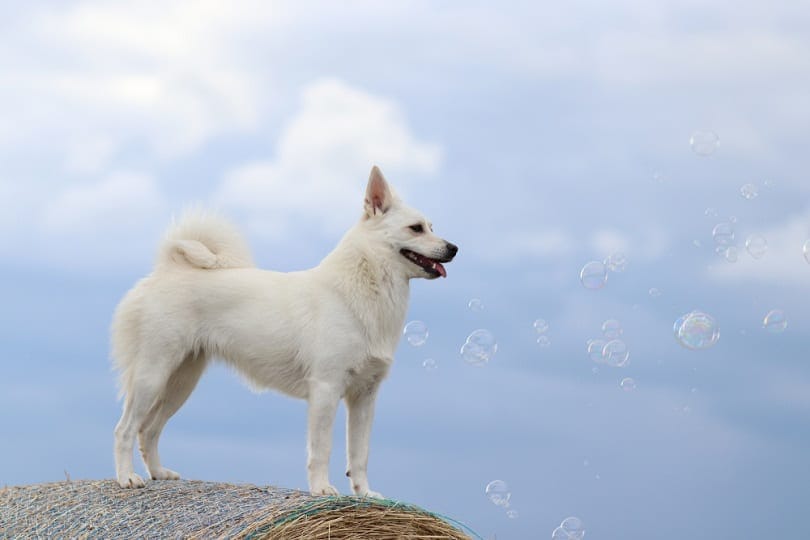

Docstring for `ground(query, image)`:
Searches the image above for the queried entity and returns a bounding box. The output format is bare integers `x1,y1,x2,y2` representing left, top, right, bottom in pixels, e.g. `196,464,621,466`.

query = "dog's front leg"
306,381,341,496
345,384,383,498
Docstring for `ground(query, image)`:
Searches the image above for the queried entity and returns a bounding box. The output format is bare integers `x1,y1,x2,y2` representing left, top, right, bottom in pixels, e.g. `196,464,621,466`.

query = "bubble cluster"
601,319,623,339
422,358,438,371
461,329,497,366
605,252,627,272
620,377,637,392
467,298,485,312
690,130,719,156
745,235,767,259
763,309,787,333
740,183,759,200
580,260,608,290
552,516,586,540
403,320,428,346
674,311,720,350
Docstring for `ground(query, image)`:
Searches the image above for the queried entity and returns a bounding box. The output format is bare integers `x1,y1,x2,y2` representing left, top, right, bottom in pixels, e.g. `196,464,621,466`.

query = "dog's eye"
409,224,424,233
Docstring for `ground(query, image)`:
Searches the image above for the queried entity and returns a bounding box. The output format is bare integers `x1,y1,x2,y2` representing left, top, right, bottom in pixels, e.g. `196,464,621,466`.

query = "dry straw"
0,479,478,539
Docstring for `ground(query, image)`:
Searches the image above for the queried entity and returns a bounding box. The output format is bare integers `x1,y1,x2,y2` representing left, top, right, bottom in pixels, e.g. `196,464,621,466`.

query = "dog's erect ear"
364,165,393,217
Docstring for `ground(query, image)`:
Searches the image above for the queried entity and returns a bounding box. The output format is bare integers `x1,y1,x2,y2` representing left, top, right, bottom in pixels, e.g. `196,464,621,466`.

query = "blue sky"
1,1,809,538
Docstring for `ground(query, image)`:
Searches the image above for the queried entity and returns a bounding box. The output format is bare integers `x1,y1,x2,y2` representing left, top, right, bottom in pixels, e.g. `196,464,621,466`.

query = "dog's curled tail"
156,209,254,271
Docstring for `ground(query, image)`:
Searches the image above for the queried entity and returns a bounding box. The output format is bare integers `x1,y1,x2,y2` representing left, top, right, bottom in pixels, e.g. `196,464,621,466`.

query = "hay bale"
0,479,477,539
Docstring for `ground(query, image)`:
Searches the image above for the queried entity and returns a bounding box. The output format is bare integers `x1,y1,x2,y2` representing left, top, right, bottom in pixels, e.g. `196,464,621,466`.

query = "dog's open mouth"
400,249,448,278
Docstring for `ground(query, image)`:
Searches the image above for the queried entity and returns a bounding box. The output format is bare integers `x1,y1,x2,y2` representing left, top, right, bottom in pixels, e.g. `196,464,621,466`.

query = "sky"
1,1,809,538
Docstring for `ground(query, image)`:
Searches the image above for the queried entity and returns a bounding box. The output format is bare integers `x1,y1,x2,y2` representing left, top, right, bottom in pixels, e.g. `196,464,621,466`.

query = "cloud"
38,171,169,268
215,78,442,237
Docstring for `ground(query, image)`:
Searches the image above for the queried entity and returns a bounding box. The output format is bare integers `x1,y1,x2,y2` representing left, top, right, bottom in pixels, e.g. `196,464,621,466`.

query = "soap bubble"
803,240,810,264
690,130,719,156
403,320,428,346
704,207,718,218
580,260,608,289
675,311,720,350
605,252,627,272
461,329,497,366
422,358,438,371
745,235,768,259
601,319,623,339
552,527,569,540
560,516,586,539
467,298,484,312
485,480,510,507
506,509,519,519
533,319,549,334
740,183,759,200
763,309,787,333
603,339,630,367
587,339,606,363
620,377,637,392
537,335,551,347
723,246,738,263
712,222,735,247
649,287,662,298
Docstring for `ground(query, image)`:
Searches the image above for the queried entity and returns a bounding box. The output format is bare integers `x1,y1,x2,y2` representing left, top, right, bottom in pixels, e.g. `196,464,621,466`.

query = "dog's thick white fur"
112,166,457,496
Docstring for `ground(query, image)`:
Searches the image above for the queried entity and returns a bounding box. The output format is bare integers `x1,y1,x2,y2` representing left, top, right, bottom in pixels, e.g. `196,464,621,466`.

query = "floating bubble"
551,527,569,540
649,287,662,298
745,235,767,259
601,319,623,339
467,298,484,312
533,319,549,334
605,252,627,272
603,339,630,367
560,516,586,540
763,309,787,333
675,311,720,350
652,171,665,183
723,246,738,263
485,480,510,508
690,130,719,156
620,377,637,392
403,320,428,346
537,335,551,347
692,239,702,248
704,207,718,218
422,358,438,371
740,183,758,200
803,240,810,264
587,339,606,364
580,260,608,289
506,509,519,519
461,329,497,366
712,222,735,247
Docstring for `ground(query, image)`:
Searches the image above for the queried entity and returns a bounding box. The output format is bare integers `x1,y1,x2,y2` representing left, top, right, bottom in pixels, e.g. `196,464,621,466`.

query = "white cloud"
38,171,169,269
215,78,442,237
708,211,810,287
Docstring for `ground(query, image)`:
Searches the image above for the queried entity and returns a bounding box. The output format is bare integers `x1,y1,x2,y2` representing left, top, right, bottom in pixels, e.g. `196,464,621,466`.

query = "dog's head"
361,166,457,280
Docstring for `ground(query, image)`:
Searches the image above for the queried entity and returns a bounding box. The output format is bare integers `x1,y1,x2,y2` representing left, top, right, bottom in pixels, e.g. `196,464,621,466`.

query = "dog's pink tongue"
433,261,447,278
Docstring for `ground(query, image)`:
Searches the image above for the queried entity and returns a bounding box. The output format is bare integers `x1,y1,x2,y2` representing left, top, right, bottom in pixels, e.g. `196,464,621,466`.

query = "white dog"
111,166,457,497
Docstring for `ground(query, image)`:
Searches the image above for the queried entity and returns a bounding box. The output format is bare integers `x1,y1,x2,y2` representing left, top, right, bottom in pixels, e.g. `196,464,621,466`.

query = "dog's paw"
117,472,146,489
310,483,340,496
150,467,181,481
360,489,384,499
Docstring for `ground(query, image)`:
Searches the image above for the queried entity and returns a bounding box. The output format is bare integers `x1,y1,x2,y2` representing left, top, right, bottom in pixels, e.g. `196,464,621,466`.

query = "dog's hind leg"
114,359,177,489
138,351,208,481
306,380,342,496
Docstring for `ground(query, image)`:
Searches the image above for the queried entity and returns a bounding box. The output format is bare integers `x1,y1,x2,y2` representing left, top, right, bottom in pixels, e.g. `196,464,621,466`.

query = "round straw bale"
0,479,477,539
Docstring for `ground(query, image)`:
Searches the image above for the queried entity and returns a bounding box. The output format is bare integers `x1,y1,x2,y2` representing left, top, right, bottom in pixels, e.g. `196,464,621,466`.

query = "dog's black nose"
446,242,458,257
